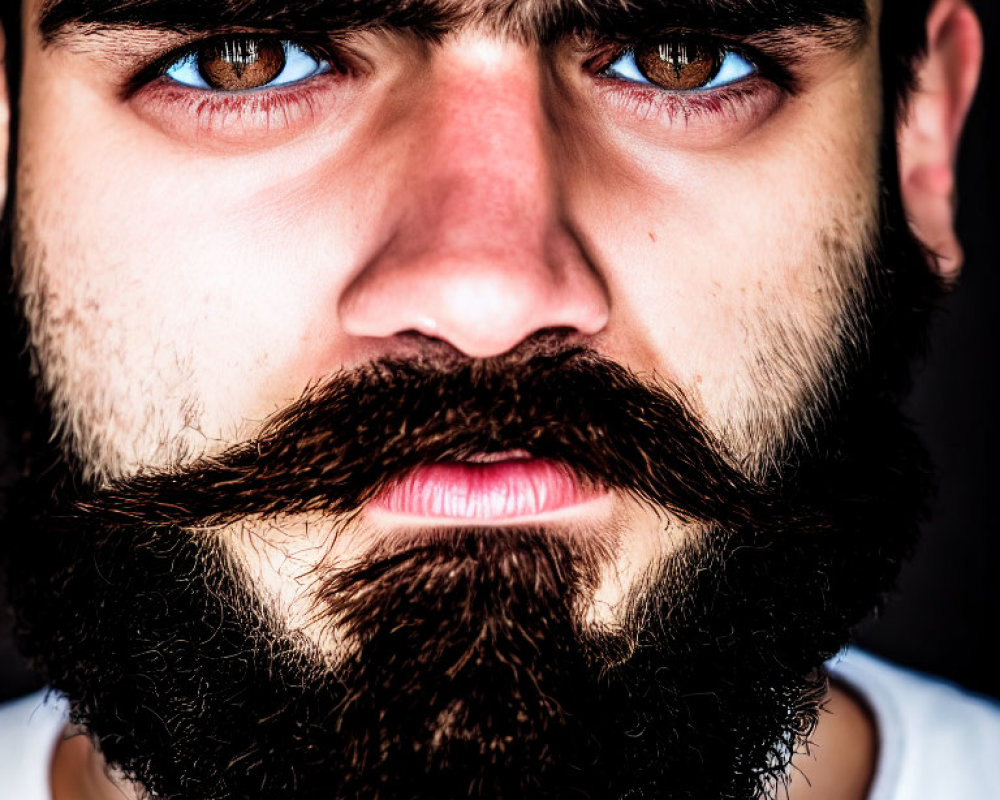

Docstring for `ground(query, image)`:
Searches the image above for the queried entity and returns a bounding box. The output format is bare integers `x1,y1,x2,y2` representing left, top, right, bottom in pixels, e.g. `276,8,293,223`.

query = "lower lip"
371,459,593,520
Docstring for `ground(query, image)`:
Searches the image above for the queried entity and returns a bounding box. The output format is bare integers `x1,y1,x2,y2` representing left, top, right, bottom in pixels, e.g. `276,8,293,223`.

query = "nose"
338,42,610,359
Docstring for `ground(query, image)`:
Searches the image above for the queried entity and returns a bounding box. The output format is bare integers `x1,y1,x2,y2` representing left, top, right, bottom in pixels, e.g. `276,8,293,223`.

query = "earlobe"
897,0,983,282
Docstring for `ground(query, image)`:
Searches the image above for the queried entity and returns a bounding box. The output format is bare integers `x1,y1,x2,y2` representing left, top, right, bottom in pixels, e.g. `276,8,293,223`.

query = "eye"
165,38,330,92
603,40,755,92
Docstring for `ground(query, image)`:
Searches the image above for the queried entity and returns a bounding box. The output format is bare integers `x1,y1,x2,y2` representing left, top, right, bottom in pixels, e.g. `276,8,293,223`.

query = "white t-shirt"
1,650,997,799
0,688,67,800
826,650,1000,799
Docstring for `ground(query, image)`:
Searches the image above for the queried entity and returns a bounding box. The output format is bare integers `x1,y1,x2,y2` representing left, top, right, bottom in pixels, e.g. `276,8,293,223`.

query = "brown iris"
633,40,722,91
198,38,286,91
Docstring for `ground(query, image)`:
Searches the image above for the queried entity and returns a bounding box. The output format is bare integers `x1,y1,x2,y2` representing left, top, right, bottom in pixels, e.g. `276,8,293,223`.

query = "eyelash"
599,80,781,132
129,33,787,137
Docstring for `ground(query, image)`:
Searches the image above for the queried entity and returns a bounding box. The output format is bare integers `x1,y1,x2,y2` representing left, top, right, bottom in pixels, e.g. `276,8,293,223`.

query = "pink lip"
372,459,592,520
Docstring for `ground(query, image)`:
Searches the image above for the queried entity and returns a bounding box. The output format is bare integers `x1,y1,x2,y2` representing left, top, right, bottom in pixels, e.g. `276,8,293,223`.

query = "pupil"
635,39,722,91
658,42,697,77
199,38,287,91
222,40,260,78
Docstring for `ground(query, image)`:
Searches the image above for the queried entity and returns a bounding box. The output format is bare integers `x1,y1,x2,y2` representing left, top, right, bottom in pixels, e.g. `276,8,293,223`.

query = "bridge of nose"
336,39,610,358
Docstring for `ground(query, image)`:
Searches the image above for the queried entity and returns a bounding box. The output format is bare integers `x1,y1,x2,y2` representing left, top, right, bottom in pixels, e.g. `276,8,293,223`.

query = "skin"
0,0,982,796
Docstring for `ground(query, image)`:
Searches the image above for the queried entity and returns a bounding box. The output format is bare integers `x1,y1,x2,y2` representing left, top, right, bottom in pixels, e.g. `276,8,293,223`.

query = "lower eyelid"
130,71,350,148
592,77,785,145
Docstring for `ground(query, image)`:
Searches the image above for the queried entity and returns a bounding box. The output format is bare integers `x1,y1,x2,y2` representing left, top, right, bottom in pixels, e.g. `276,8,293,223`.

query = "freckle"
648,232,656,242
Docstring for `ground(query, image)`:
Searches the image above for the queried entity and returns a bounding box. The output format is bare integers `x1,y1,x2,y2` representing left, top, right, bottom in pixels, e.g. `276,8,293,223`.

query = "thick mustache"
70,346,774,531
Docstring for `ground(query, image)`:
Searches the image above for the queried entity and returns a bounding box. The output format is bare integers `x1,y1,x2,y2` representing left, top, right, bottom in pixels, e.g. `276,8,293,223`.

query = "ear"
897,0,983,282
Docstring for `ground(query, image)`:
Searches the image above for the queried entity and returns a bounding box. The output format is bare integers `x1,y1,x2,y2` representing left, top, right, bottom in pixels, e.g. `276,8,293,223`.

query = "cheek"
569,77,881,453
15,67,391,475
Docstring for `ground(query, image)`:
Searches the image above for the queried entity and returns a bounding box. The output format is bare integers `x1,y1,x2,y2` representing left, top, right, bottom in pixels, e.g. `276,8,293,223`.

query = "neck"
787,679,878,800
50,727,139,800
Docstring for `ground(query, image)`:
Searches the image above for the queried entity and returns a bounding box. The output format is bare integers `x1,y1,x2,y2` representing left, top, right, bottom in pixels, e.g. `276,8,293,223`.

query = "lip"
370,458,596,521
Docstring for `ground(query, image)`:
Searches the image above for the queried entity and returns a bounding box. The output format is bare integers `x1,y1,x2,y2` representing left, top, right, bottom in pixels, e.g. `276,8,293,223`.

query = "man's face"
5,0,943,796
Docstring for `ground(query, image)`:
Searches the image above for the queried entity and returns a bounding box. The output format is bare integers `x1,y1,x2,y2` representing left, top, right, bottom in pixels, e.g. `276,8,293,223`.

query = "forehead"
34,0,872,47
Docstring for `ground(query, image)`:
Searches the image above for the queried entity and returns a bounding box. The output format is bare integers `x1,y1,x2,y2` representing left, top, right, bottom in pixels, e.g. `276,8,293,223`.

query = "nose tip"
338,243,610,358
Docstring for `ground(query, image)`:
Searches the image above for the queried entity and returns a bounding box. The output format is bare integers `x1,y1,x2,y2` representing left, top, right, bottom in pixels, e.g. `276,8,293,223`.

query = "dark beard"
4,347,930,800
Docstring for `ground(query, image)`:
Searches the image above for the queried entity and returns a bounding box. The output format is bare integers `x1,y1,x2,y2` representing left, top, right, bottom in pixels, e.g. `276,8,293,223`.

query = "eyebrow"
38,0,870,51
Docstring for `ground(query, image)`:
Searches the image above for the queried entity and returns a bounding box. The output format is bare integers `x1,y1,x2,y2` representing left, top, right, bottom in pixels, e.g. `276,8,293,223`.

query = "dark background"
853,0,998,697
0,2,997,703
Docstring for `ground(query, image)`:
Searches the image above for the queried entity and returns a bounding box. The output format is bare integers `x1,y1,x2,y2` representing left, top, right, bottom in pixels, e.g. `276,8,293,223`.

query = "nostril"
391,330,471,360
387,328,588,364
528,326,592,349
